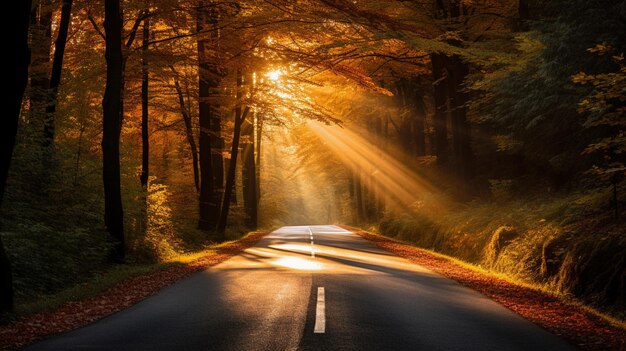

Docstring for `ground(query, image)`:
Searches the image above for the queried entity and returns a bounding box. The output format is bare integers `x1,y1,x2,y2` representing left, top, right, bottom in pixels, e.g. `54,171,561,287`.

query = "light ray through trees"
306,121,443,212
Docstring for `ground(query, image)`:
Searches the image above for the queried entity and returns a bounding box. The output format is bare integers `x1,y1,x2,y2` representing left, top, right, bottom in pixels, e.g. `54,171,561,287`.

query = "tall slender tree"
217,69,248,234
414,92,427,157
44,0,74,144
102,0,125,262
446,55,472,183
208,6,225,213
431,53,449,167
241,74,258,228
171,66,200,193
30,0,53,127
430,0,473,185
255,113,262,204
197,4,219,230
140,16,150,188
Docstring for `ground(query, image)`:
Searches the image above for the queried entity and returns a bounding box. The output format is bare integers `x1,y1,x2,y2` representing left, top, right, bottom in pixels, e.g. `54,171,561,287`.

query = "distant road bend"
27,225,576,351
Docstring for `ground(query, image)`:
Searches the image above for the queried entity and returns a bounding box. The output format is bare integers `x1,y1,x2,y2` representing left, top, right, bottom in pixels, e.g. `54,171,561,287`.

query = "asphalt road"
27,225,576,351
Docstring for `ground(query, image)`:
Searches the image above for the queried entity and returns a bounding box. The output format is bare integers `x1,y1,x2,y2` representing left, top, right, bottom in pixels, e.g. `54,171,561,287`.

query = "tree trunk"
102,0,125,263
242,108,258,228
197,6,219,230
396,82,413,153
1,0,32,314
212,118,225,202
613,175,619,220
446,55,473,184
30,0,53,125
348,171,355,223
217,70,247,235
224,157,237,204
44,0,73,144
414,93,427,157
208,10,224,206
138,15,149,240
255,115,262,204
140,17,149,188
431,54,449,167
355,168,364,222
516,0,530,31
171,66,200,193
432,1,474,186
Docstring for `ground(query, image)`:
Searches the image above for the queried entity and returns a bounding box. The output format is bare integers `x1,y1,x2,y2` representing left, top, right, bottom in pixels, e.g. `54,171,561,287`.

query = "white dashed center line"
314,287,325,333
308,226,315,258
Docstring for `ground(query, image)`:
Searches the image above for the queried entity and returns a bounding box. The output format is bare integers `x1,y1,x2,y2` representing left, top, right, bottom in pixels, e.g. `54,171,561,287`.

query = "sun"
265,69,283,81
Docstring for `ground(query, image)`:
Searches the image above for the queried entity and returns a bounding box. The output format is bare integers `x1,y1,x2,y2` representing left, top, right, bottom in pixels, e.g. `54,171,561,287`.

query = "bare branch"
87,12,105,41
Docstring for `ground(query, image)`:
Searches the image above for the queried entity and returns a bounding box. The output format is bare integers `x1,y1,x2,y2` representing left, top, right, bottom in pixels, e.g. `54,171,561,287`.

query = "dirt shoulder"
0,231,267,351
350,227,625,351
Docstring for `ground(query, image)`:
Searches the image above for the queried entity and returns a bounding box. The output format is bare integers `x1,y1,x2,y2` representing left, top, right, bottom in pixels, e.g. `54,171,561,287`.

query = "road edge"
344,225,625,351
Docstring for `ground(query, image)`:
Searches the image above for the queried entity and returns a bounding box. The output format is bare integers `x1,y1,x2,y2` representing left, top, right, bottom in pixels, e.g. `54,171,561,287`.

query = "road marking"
308,226,315,258
314,287,325,333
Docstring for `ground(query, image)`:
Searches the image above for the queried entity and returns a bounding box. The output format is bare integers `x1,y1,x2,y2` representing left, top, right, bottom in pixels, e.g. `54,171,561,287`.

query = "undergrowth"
377,185,626,320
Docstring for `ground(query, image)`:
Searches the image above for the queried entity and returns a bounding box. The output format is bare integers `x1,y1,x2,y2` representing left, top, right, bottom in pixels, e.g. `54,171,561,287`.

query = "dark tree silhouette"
30,0,53,128
102,0,125,262
241,75,258,228
431,54,449,167
217,70,248,234
197,5,220,230
140,16,149,188
44,0,73,144
171,66,200,193
0,0,33,314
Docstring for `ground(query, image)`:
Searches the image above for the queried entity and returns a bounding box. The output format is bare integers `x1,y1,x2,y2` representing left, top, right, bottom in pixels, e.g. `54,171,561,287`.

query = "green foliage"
469,0,626,187
1,117,110,303
16,262,167,316
4,224,110,301
572,45,626,180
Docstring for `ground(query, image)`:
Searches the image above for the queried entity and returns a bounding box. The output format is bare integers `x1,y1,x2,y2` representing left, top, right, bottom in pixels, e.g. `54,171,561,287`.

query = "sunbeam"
307,121,444,211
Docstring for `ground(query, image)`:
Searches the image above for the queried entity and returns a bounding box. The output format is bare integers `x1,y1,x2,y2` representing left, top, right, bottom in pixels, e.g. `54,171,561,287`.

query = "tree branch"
125,10,149,48
87,12,105,41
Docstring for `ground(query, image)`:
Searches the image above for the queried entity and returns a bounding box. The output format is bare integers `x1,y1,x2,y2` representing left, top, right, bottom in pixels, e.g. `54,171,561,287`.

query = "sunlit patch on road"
271,256,321,270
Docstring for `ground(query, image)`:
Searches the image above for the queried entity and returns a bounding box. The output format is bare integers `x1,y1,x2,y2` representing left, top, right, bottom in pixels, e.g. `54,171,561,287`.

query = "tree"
217,69,249,234
241,74,258,228
1,0,33,314
430,1,473,186
141,15,150,188
102,0,125,262
44,0,74,144
171,65,200,193
431,53,449,167
573,45,626,219
30,0,53,129
196,4,220,231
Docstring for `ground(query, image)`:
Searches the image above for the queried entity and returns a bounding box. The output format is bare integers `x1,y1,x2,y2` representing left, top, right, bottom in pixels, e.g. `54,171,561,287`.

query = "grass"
15,263,172,317
352,226,626,331
374,186,626,321
12,231,264,319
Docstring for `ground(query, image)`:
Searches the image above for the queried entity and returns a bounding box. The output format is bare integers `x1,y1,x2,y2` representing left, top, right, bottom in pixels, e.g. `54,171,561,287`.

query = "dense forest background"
1,0,624,320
